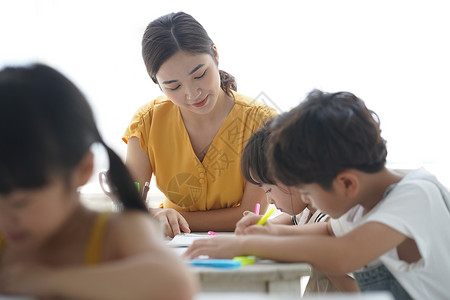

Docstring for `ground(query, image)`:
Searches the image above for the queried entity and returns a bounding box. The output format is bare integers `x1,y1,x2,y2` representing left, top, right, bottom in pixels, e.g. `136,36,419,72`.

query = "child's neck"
358,168,404,214
38,203,95,264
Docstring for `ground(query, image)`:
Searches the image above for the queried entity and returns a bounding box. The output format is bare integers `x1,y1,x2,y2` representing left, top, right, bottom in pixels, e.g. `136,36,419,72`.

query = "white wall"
1,0,449,192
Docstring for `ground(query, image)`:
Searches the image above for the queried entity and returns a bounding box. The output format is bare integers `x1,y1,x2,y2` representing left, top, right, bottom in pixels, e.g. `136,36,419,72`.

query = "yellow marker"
256,207,275,225
233,256,256,266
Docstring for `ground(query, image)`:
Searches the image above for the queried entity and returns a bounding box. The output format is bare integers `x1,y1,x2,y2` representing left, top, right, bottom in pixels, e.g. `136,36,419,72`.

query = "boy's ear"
335,171,359,198
73,151,94,188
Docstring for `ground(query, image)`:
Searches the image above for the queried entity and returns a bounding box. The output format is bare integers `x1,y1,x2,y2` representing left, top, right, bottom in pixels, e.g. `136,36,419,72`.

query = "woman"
123,12,276,237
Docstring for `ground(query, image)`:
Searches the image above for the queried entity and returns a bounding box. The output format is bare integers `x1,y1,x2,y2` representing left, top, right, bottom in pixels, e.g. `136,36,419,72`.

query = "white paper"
166,233,212,247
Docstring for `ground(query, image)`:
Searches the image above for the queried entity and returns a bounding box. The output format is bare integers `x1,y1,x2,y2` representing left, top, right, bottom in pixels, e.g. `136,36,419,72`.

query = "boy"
185,90,450,299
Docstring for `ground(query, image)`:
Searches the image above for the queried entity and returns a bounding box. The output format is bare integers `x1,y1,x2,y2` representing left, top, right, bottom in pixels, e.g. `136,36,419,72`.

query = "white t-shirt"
296,208,329,225
334,168,450,299
296,208,338,294
330,205,363,237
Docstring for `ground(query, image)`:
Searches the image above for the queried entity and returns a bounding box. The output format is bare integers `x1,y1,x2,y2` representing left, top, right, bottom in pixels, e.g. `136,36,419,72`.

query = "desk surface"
192,258,310,283
195,292,394,300
169,232,311,296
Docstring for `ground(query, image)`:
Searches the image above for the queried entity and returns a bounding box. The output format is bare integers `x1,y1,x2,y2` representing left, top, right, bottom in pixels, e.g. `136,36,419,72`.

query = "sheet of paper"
166,233,212,247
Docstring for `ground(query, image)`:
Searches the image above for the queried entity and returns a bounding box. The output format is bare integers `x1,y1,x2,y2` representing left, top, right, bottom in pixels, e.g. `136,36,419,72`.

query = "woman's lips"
192,96,208,108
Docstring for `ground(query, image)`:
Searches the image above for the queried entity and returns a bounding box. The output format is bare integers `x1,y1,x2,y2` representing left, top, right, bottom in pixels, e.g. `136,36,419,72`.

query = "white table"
195,292,394,300
192,259,310,296
168,233,311,296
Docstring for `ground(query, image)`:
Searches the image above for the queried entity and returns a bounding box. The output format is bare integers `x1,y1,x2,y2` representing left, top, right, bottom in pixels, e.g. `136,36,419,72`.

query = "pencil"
256,207,275,225
141,181,150,201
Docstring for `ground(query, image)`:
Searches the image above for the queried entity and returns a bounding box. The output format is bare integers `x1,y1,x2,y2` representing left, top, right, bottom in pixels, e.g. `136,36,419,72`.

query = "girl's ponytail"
102,143,148,212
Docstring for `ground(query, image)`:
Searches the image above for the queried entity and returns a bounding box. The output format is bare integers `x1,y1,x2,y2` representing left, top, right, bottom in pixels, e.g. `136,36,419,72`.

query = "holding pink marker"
254,203,261,215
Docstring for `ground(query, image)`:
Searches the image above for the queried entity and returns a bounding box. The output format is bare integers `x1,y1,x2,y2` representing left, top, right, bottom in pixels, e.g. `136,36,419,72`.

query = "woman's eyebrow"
161,64,205,85
162,79,178,85
189,64,204,75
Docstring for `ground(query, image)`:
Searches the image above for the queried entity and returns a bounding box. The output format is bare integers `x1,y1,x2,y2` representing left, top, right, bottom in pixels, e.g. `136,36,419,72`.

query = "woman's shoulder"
127,96,178,129
232,91,278,119
135,95,175,115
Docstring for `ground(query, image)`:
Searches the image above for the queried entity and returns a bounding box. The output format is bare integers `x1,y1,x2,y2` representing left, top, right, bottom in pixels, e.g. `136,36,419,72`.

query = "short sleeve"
329,205,364,237
249,103,278,129
122,102,153,153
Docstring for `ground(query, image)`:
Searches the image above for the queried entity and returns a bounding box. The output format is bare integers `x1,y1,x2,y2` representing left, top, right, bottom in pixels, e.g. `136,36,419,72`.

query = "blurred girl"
0,64,197,300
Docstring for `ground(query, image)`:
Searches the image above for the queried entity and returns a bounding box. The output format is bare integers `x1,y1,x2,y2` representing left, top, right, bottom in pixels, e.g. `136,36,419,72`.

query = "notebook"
166,233,212,247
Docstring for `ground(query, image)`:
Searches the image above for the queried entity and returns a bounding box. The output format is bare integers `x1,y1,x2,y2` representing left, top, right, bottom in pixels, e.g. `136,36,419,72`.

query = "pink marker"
254,203,261,215
208,231,217,236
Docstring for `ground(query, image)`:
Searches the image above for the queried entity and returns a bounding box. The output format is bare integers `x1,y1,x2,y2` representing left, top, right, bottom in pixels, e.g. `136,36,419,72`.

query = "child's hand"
0,262,55,297
183,236,243,259
151,208,191,238
235,211,275,235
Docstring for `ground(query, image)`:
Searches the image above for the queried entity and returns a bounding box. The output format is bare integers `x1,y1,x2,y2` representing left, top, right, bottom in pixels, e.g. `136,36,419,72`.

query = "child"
0,64,197,300
185,89,450,299
237,119,328,236
237,120,358,294
123,12,276,237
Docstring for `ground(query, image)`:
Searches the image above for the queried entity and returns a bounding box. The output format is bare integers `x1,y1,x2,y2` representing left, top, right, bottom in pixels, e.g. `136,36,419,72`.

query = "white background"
1,0,449,194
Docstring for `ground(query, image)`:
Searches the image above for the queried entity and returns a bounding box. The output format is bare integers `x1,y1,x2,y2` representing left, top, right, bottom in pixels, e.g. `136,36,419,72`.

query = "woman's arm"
126,137,191,237
125,137,152,187
179,182,268,232
0,213,198,300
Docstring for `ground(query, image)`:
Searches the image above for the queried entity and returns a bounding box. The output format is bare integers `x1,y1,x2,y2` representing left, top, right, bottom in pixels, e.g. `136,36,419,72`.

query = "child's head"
141,11,236,96
0,64,146,211
268,89,387,193
241,120,310,215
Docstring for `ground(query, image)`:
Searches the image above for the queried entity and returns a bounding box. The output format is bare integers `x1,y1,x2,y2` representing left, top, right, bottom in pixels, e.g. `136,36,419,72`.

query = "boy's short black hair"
268,89,387,190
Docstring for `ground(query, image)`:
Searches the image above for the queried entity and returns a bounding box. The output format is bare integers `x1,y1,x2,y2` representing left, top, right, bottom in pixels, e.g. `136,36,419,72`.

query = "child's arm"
235,212,332,236
0,213,198,300
268,213,293,225
185,221,407,274
235,212,293,235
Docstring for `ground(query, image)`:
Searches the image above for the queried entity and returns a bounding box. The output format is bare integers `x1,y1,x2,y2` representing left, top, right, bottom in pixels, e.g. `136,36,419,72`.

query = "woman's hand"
151,208,191,237
184,236,244,259
235,211,277,236
0,262,55,298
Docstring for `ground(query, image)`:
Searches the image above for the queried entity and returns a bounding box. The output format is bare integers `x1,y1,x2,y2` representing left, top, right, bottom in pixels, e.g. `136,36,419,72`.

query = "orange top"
123,91,276,211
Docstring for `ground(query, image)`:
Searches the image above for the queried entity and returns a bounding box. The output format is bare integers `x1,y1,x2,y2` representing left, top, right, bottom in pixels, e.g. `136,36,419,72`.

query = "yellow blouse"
0,212,110,265
123,91,276,211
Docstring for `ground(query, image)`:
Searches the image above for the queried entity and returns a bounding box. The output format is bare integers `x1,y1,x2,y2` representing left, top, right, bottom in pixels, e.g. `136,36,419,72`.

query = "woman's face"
155,49,222,115
0,178,78,253
260,183,309,215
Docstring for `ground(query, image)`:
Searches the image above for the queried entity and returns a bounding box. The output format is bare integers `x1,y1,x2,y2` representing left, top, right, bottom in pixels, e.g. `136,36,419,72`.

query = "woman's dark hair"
268,89,387,190
142,11,236,96
241,119,276,186
0,63,147,212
